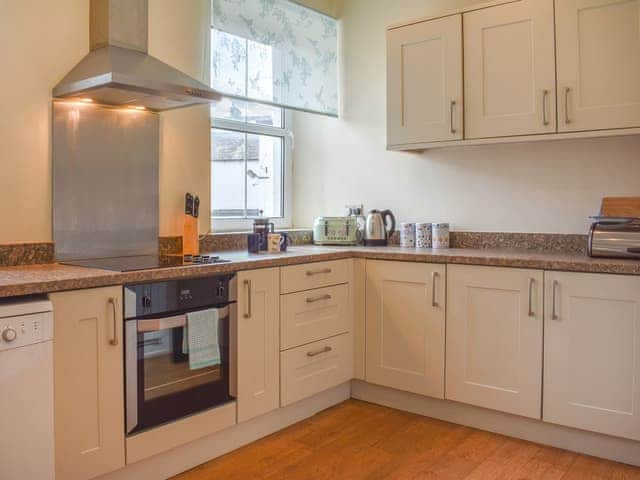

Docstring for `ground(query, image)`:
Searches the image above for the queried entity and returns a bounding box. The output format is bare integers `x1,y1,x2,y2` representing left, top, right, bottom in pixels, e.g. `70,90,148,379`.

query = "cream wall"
0,0,212,243
0,0,88,243
291,0,640,234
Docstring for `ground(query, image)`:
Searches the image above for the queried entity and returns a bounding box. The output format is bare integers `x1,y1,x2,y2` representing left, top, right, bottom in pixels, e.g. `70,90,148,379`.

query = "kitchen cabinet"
365,260,446,398
387,14,463,147
556,0,640,132
543,271,640,440
446,265,543,419
51,286,125,480
464,0,556,138
236,268,280,423
281,333,353,406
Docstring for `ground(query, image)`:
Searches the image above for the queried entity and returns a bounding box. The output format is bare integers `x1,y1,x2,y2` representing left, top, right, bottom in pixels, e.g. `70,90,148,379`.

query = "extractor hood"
53,0,220,111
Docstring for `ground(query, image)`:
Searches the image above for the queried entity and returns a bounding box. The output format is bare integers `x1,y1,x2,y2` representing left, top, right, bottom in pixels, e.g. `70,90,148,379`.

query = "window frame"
211,109,293,232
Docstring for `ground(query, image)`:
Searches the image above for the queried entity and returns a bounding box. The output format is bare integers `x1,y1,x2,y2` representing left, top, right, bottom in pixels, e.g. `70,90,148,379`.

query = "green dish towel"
186,308,221,370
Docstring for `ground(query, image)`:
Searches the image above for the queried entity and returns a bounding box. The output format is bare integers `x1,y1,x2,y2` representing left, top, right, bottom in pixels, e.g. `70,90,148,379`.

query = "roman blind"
211,0,338,116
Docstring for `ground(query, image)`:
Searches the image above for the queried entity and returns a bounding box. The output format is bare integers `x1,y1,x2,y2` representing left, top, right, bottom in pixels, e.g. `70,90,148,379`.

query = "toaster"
313,217,359,245
588,220,640,259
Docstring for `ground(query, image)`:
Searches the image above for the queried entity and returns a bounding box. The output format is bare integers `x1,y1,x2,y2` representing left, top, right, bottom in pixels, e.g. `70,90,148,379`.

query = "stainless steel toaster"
588,219,640,259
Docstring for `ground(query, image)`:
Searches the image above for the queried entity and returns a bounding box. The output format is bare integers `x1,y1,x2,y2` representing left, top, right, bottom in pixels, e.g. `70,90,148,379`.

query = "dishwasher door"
0,306,54,480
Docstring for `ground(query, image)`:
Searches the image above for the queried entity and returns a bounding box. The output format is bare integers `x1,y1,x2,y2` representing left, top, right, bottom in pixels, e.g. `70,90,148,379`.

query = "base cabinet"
236,268,280,423
365,260,446,398
543,271,640,440
446,265,543,419
51,286,125,480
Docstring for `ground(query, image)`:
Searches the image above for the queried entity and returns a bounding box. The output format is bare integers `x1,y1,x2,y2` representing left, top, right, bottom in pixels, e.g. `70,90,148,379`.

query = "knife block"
183,215,199,256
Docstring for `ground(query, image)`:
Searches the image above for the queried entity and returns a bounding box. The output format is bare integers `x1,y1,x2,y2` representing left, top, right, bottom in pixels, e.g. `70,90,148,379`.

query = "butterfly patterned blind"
211,0,338,116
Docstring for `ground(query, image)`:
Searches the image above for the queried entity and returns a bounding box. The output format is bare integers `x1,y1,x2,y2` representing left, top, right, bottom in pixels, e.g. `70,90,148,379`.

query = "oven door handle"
136,306,230,332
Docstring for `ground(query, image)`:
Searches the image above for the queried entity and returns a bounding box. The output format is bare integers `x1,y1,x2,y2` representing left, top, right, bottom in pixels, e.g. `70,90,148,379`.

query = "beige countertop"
1,245,639,299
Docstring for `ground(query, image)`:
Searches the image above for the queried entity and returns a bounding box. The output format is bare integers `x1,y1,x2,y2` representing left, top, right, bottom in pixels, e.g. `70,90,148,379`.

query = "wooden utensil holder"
183,214,199,256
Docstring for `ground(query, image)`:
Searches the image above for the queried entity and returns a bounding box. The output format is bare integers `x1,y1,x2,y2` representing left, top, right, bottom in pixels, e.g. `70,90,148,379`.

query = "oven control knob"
2,327,17,343
142,296,152,308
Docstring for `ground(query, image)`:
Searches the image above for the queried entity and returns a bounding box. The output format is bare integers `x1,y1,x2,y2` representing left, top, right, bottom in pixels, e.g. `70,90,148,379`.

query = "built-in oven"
124,274,236,435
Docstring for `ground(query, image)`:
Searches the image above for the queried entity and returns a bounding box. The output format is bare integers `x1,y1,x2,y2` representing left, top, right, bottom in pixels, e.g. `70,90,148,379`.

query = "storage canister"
399,223,416,247
432,223,450,249
416,223,432,248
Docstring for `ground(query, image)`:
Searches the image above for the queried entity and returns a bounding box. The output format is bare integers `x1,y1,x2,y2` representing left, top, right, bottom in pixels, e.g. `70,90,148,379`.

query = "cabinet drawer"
280,333,353,406
280,260,350,294
281,284,350,350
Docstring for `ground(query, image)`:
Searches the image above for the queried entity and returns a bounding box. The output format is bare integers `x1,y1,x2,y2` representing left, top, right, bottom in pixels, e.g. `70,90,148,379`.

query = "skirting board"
96,382,351,480
352,380,640,467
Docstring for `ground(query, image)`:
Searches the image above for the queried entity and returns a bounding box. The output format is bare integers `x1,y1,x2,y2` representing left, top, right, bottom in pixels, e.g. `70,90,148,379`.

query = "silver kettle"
364,209,396,246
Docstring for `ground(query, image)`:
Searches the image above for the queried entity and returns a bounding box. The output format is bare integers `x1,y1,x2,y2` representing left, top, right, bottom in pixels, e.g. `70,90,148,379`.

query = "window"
211,29,292,230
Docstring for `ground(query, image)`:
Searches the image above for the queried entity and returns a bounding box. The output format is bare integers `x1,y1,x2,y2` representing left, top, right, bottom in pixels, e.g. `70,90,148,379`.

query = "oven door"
125,304,235,435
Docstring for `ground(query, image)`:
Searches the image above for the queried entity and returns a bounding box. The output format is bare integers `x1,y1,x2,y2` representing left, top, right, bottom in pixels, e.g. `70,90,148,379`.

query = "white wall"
291,0,640,234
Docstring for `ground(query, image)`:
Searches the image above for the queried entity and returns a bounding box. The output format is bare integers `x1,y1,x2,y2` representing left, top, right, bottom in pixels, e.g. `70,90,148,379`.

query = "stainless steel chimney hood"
53,0,220,111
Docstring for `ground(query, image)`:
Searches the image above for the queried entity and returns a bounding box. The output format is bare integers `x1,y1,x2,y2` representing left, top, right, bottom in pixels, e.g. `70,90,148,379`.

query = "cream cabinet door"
236,268,280,423
556,0,640,131
51,286,125,480
365,260,445,398
387,15,463,146
464,0,556,138
544,272,640,440
446,265,543,419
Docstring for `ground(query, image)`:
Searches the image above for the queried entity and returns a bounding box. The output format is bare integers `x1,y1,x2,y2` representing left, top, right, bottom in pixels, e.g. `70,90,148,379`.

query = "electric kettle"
364,209,396,246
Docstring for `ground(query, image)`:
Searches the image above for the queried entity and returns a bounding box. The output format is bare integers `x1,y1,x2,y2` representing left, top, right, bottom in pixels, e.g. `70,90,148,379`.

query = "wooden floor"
173,400,640,480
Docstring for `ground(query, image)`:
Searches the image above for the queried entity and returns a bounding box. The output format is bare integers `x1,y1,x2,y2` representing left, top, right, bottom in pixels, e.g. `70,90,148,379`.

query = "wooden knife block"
183,215,199,256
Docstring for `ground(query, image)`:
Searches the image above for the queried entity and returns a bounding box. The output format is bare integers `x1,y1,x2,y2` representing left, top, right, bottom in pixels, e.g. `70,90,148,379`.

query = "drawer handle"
450,100,457,134
542,89,549,126
108,297,118,346
307,346,332,357
552,280,559,320
528,278,535,317
431,271,439,307
306,268,332,276
306,294,332,303
244,279,252,319
564,87,572,124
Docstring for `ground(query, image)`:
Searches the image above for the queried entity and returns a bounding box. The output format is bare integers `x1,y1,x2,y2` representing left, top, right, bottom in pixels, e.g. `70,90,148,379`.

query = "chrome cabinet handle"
431,271,439,307
306,294,332,303
450,100,457,134
306,268,332,276
552,280,559,320
108,297,118,346
564,87,572,124
528,278,535,317
244,279,252,319
542,90,549,126
307,346,332,357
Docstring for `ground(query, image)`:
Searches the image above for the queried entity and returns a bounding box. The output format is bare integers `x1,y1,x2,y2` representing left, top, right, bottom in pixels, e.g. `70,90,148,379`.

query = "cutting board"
600,197,640,217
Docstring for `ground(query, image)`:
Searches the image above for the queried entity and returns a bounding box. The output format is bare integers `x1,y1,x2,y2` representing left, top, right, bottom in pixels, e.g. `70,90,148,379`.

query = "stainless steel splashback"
53,101,159,261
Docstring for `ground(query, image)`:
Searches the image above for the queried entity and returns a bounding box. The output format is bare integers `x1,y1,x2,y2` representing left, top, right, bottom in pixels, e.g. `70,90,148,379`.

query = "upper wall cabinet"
387,15,463,147
556,0,640,132
464,0,556,138
387,0,640,149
